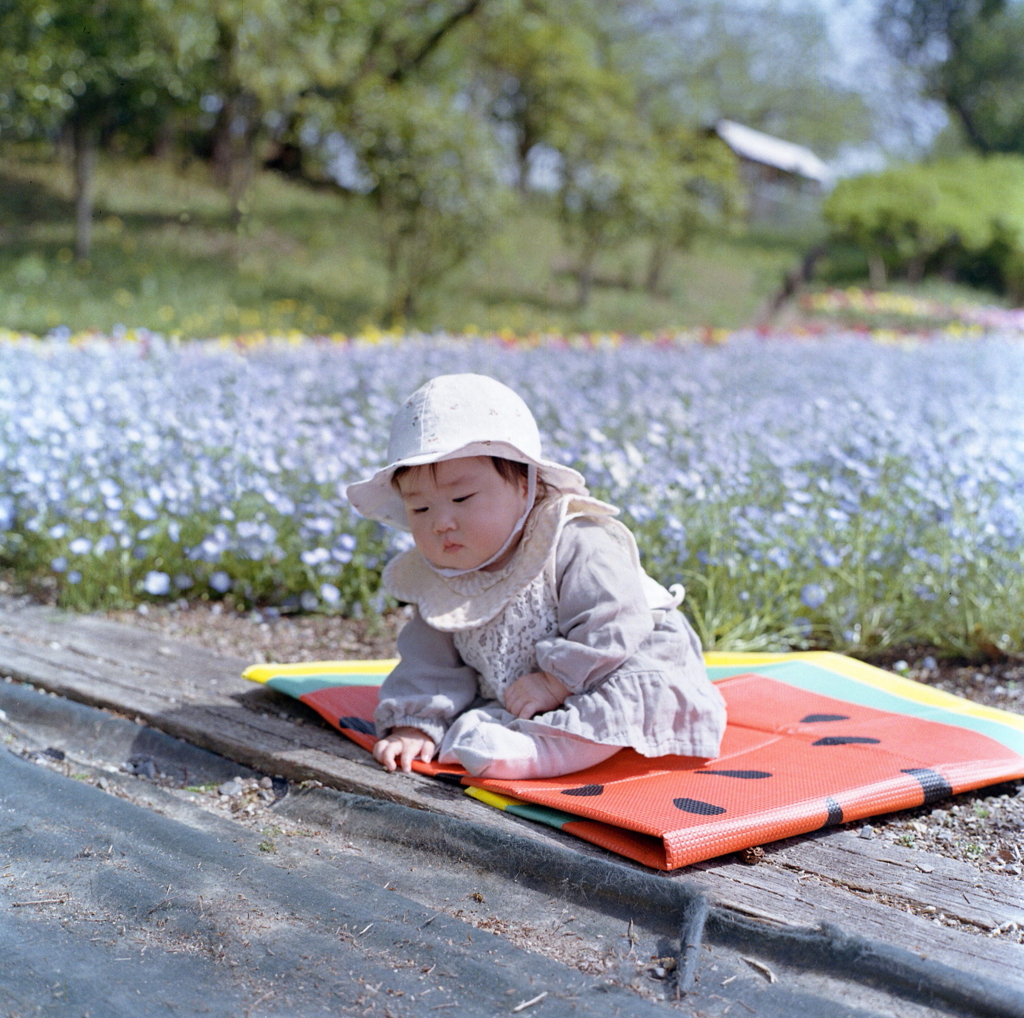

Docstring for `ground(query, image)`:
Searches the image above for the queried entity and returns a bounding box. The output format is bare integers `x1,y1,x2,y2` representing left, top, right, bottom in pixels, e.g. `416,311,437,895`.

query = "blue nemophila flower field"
1,333,1023,657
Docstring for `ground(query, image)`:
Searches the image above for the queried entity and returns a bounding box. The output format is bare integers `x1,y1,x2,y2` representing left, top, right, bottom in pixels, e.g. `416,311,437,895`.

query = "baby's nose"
433,512,456,533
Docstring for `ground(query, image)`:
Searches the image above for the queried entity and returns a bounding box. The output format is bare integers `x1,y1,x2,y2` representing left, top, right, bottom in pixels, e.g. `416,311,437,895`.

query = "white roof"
716,120,831,183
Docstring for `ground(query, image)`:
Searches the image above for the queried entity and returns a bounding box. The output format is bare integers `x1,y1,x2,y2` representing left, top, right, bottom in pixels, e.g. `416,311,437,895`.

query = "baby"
346,373,725,780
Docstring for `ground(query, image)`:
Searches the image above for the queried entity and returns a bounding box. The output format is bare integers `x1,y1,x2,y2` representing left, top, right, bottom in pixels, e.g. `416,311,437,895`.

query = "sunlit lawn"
0,151,806,336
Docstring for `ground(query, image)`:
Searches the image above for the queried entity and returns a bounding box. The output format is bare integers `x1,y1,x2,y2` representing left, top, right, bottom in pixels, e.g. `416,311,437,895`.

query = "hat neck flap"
382,493,619,631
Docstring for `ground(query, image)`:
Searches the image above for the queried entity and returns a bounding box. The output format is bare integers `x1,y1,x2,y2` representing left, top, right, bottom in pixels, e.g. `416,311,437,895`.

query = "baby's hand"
373,727,436,773
505,671,570,719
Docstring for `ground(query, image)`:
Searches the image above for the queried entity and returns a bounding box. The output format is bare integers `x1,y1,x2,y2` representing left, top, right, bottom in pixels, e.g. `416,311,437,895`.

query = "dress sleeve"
534,519,655,694
373,610,480,745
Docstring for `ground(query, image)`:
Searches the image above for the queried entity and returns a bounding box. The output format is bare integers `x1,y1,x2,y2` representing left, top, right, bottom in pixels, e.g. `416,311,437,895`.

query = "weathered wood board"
2,600,1022,989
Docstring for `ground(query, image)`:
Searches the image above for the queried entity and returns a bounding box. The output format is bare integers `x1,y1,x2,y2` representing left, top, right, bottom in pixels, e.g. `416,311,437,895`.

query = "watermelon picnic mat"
243,653,1024,871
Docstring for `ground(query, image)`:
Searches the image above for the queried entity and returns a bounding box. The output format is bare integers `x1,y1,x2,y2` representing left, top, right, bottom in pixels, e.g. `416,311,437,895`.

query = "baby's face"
396,456,529,572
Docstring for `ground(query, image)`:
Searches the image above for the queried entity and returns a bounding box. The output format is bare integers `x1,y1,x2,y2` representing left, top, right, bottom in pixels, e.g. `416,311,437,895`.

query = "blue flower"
800,584,827,610
143,571,171,596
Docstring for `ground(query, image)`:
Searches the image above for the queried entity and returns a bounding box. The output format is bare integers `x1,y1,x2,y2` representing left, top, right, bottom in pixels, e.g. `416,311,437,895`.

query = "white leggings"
436,704,621,780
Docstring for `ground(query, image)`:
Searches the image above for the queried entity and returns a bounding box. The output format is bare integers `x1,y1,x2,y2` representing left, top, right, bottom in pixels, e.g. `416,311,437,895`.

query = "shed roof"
716,119,831,183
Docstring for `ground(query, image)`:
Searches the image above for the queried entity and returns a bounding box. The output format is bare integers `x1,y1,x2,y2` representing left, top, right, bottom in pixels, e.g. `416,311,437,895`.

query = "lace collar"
382,493,618,631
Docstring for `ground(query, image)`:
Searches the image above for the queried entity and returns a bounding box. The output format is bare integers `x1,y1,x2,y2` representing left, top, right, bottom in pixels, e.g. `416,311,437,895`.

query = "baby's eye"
411,506,429,514
452,493,475,503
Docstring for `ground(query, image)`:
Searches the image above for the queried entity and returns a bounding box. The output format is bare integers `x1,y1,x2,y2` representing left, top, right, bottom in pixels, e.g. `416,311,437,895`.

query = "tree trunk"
645,238,668,295
73,118,97,261
383,231,411,326
575,259,594,309
868,251,887,289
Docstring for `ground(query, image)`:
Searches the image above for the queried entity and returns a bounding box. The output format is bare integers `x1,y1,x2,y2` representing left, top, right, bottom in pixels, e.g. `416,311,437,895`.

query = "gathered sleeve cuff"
372,609,480,745
534,519,655,695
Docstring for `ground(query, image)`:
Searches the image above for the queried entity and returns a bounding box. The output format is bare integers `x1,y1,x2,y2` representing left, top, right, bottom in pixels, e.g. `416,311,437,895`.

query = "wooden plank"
766,830,1024,932
685,857,1024,990
0,610,600,857
2,602,1023,989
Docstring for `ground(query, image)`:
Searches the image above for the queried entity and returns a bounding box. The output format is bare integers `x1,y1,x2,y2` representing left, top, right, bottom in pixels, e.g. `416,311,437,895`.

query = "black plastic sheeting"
0,748,670,1018
3,679,1023,1017
282,788,1024,1018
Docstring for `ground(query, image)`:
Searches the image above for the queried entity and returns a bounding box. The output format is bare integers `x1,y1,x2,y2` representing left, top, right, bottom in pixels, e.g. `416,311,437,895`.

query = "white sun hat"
345,373,588,530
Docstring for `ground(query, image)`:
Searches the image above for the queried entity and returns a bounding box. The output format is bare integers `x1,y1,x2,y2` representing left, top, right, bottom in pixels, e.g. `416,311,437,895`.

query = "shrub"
823,155,1024,296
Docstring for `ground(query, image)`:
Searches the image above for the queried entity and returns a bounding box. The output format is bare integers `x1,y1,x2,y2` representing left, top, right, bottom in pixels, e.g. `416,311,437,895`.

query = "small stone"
893,660,909,673
916,863,934,873
218,779,243,796
259,789,274,802
136,604,149,616
0,708,7,722
859,824,875,840
921,656,938,671
740,846,765,865
97,777,109,790
259,776,273,789
650,966,667,979
43,747,66,761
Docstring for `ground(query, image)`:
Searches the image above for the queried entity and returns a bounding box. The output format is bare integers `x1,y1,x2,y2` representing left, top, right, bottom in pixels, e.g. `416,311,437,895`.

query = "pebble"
218,778,244,796
0,708,7,722
127,755,157,779
97,776,109,790
259,776,273,789
859,824,874,840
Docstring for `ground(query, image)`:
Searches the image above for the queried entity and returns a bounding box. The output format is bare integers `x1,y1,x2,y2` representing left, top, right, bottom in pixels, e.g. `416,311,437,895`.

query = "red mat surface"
245,653,1024,870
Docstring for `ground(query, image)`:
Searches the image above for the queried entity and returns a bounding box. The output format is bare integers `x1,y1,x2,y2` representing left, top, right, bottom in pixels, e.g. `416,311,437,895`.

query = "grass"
0,148,810,335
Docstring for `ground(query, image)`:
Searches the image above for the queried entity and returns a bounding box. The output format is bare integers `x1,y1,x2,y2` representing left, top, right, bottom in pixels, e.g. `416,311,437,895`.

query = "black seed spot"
432,772,465,787
812,736,880,746
801,713,850,723
673,797,727,816
339,716,375,735
822,797,844,827
562,784,604,797
698,770,772,779
901,768,953,804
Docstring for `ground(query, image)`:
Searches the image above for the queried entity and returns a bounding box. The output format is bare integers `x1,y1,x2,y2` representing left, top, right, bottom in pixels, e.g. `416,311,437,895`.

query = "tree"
624,0,873,161
0,0,183,258
634,123,740,296
876,0,1024,155
162,0,487,221
348,83,509,324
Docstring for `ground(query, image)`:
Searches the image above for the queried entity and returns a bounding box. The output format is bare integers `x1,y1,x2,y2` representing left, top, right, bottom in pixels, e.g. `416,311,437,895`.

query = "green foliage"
0,0,181,138
877,0,1024,155
348,83,509,323
823,155,1024,294
630,0,873,160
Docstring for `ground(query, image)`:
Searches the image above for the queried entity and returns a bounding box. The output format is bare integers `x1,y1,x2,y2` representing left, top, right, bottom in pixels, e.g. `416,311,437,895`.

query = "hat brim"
346,440,588,530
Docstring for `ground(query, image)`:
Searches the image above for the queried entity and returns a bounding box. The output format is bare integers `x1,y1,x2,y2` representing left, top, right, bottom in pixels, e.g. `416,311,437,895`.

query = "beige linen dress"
374,493,727,760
